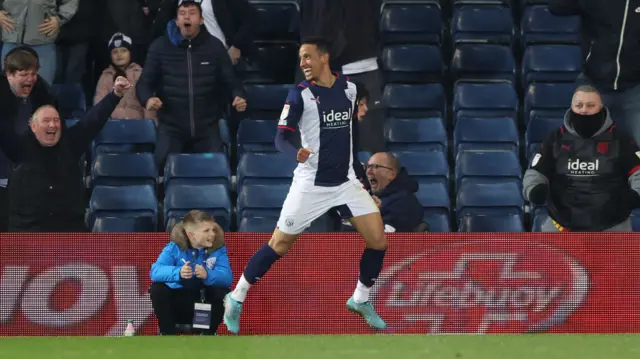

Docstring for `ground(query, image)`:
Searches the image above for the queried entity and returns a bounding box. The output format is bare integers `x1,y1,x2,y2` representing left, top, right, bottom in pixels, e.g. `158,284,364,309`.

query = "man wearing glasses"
358,152,424,232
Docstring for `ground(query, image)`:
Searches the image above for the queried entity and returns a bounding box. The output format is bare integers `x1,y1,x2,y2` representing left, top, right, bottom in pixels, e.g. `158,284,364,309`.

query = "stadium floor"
2,334,638,359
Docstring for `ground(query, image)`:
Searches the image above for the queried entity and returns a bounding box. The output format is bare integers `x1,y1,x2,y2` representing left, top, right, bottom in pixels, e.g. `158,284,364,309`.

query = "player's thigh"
336,181,387,249
276,186,335,235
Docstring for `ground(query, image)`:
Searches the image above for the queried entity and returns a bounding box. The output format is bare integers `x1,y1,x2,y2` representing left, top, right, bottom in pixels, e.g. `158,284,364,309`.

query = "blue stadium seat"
93,119,157,154
392,150,449,186
383,83,446,118
456,180,524,224
416,181,451,232
164,153,231,189
453,0,511,5
453,117,519,156
453,82,518,120
381,45,444,83
237,183,290,227
164,184,232,231
452,5,515,45
358,151,373,165
91,153,157,188
455,151,522,192
53,83,86,119
521,5,581,47
380,3,443,45
238,216,275,232
525,115,564,160
88,185,158,229
451,44,516,84
236,44,297,84
524,82,574,128
250,1,299,42
522,45,582,85
237,119,278,156
91,216,156,233
384,117,447,152
245,84,292,121
458,213,525,232
237,152,296,188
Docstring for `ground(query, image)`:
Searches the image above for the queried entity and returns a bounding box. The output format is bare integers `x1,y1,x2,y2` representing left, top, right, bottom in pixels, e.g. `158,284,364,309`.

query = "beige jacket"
94,63,156,121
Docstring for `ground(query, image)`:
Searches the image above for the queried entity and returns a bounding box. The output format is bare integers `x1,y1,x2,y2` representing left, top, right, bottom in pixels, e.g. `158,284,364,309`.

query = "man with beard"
524,85,640,232
0,46,56,231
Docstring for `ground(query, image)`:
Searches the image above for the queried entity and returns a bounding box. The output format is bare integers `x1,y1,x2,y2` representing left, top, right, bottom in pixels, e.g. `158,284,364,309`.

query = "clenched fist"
180,261,193,279
232,96,247,112
297,148,313,163
195,264,208,279
146,97,163,111
113,76,131,97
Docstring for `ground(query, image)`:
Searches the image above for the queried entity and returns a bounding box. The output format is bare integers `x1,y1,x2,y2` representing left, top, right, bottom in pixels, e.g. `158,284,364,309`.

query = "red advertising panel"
0,233,639,336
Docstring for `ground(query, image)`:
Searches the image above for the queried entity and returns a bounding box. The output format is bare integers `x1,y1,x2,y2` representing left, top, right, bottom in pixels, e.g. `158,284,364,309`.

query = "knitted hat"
108,32,133,52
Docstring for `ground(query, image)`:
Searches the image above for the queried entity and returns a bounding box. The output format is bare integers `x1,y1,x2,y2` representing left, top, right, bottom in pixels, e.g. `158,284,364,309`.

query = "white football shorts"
276,178,380,234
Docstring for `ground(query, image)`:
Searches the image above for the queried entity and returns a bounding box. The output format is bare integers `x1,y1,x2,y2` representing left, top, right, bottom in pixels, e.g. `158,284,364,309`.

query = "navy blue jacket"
376,168,424,232
137,20,246,137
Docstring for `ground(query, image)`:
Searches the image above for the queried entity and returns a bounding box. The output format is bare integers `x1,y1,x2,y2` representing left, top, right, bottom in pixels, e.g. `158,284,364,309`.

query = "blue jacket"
150,241,233,290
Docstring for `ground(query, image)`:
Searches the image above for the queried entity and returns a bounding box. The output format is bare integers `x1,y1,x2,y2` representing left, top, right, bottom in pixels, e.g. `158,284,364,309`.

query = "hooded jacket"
523,108,640,231
549,0,640,91
150,222,232,290
136,20,245,136
95,63,156,121
376,167,424,232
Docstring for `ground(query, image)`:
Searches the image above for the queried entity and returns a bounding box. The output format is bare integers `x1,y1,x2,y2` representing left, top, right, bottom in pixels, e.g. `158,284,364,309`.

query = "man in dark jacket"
550,0,640,143
0,76,131,232
137,0,247,168
344,152,424,232
0,46,56,232
297,0,385,153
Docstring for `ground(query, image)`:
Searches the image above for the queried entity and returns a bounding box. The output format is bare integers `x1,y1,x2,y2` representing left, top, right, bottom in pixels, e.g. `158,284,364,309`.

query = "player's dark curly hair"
301,37,332,55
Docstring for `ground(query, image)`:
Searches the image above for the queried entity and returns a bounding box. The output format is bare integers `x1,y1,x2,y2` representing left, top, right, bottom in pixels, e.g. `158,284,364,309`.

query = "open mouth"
368,177,378,187
45,130,57,137
303,68,312,76
184,23,192,29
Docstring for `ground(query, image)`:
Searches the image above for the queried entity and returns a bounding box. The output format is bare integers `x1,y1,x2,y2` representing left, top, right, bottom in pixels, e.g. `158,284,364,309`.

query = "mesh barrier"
1,233,639,336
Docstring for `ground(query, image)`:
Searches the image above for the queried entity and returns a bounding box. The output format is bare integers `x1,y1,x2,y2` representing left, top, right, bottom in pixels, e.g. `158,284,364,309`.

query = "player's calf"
223,229,299,334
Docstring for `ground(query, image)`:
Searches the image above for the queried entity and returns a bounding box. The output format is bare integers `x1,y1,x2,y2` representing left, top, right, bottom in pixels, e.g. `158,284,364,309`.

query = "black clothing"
568,110,606,138
149,282,227,335
0,92,121,232
550,0,640,91
374,167,424,232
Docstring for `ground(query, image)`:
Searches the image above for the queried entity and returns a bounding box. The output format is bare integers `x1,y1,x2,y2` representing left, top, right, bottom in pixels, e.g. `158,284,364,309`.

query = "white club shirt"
201,0,228,48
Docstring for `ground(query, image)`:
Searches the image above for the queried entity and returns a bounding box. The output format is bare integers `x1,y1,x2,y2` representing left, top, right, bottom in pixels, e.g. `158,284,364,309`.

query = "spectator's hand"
146,97,163,111
194,264,208,279
180,261,193,279
142,7,150,16
38,16,60,37
232,96,247,112
297,148,313,163
228,46,241,65
113,76,132,97
372,195,382,208
0,11,15,33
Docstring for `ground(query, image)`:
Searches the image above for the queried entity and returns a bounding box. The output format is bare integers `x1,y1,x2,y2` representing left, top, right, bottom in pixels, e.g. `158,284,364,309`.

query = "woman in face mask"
523,85,640,232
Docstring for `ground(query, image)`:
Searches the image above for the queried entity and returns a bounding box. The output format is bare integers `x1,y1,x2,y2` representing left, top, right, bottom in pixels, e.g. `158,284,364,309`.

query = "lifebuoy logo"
371,241,590,334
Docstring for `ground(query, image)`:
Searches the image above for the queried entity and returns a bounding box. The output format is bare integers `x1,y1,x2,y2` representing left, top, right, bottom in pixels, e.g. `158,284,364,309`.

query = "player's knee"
268,229,299,256
366,232,387,250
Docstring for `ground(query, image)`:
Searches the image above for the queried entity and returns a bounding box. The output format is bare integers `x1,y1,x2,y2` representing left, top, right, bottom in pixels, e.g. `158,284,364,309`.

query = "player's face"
187,221,217,249
299,44,328,81
571,91,603,115
177,5,203,39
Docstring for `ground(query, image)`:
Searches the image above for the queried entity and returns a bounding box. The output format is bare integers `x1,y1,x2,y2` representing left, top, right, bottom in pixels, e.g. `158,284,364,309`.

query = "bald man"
0,76,131,232
359,152,424,232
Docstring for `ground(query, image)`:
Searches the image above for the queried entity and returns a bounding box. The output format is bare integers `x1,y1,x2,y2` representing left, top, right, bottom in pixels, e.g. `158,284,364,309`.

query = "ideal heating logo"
567,158,599,176
322,107,353,128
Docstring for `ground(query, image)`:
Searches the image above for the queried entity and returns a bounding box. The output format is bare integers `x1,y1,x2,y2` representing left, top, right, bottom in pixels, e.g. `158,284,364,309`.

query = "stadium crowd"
0,0,639,235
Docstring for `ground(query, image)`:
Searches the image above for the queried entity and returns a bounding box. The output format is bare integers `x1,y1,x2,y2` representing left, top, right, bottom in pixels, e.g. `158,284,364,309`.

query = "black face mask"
569,110,606,138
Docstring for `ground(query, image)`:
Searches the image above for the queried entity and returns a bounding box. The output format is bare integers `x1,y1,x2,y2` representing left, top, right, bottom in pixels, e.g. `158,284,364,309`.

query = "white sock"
353,280,371,303
230,274,251,303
